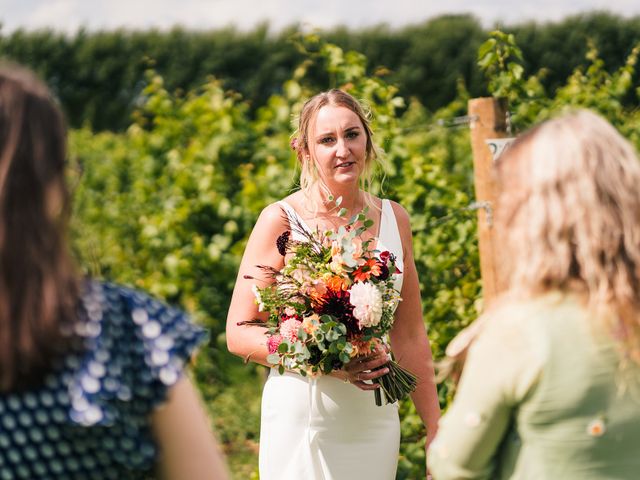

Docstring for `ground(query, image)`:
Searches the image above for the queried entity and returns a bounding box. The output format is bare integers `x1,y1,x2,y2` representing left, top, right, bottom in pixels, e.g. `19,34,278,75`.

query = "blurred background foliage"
4,12,640,479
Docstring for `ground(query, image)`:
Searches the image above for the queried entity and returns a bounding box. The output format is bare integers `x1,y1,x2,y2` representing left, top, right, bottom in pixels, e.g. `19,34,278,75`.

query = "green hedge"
3,12,640,131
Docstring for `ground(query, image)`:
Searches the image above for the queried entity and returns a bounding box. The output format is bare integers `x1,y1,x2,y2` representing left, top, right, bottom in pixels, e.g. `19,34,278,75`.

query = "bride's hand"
342,344,390,390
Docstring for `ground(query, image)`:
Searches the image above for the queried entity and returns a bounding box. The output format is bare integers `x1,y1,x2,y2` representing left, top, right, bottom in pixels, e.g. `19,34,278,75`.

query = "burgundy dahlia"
376,263,390,281
315,289,360,336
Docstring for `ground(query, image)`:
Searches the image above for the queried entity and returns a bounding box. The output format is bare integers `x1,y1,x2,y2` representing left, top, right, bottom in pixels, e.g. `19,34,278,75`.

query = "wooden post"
468,97,508,306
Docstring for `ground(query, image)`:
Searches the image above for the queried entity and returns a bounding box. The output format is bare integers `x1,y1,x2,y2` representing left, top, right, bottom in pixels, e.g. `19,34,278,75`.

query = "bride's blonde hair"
495,109,640,365
291,89,381,212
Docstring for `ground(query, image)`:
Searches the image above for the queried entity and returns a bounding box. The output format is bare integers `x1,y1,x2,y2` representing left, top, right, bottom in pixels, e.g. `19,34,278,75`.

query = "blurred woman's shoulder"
475,291,595,359
78,279,207,385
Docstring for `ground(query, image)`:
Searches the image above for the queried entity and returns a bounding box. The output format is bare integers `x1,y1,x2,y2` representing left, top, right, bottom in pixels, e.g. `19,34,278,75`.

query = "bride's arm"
226,203,288,366
388,202,441,447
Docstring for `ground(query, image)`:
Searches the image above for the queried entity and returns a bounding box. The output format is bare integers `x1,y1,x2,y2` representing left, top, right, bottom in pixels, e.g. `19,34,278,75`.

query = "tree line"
1,11,639,131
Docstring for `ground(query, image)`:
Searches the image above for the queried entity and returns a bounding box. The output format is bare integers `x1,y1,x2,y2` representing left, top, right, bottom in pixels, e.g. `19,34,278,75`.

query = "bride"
226,89,440,479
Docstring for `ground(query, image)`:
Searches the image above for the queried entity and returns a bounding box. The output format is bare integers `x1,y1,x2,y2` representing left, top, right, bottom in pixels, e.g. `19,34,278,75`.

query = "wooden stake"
468,97,508,306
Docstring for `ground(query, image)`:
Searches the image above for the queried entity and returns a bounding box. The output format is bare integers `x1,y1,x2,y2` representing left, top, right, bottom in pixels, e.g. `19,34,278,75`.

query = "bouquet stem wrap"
374,358,418,406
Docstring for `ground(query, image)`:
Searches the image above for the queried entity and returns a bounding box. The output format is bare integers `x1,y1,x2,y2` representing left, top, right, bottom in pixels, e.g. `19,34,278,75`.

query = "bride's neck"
309,185,365,216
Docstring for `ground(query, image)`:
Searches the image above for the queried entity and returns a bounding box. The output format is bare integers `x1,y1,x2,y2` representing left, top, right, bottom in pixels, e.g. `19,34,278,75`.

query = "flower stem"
373,359,417,406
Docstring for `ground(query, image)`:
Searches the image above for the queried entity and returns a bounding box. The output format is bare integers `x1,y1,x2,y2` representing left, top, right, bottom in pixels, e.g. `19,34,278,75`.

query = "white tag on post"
486,138,516,161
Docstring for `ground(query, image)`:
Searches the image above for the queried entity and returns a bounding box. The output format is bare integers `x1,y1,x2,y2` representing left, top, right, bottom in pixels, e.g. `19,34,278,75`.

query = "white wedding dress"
259,199,404,480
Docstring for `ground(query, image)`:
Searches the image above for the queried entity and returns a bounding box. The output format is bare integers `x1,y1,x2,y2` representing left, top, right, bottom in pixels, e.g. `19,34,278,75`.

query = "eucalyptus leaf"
266,354,280,365
339,352,351,363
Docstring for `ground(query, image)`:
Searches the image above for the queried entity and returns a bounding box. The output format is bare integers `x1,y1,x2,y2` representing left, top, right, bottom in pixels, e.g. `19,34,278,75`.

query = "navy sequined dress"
0,281,207,479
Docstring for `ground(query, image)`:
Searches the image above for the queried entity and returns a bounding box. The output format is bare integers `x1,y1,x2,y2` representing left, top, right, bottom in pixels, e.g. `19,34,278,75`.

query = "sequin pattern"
0,281,207,479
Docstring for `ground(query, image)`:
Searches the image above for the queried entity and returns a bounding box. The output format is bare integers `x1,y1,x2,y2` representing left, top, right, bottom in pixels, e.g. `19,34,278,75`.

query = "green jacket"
428,292,640,479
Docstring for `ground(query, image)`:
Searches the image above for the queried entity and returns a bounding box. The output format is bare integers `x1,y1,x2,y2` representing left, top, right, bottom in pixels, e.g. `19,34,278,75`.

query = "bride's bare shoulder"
254,201,290,233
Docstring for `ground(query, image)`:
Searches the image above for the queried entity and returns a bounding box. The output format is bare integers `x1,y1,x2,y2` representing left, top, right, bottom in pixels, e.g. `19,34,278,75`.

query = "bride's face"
308,105,367,188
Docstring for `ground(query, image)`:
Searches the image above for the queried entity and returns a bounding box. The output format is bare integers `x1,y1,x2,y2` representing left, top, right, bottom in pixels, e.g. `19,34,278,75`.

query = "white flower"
349,282,383,328
342,237,363,268
291,264,312,283
328,226,362,269
251,284,265,312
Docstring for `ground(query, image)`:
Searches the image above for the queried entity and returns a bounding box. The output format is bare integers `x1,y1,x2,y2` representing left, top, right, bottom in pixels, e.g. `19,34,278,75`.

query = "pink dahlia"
267,334,283,354
280,318,302,342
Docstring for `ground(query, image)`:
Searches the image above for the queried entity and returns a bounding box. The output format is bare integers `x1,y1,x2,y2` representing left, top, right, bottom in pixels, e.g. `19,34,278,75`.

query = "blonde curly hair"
495,109,640,365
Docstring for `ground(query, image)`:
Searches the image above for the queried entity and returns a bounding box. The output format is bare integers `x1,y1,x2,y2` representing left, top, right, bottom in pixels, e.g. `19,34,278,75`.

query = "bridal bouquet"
243,207,417,406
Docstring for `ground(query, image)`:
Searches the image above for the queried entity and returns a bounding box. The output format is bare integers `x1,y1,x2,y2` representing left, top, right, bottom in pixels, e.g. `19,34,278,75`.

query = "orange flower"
350,337,382,357
353,258,382,282
326,275,351,292
350,339,374,357
305,279,328,305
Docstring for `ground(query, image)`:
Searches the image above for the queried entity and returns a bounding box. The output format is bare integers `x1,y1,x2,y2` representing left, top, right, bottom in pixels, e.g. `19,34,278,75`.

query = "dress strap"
379,199,404,264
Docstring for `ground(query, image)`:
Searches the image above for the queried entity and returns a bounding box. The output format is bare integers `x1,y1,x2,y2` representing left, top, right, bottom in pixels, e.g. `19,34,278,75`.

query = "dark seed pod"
276,230,291,256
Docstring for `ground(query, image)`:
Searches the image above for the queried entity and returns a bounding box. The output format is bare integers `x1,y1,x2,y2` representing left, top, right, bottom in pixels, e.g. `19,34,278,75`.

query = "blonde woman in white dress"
226,89,440,479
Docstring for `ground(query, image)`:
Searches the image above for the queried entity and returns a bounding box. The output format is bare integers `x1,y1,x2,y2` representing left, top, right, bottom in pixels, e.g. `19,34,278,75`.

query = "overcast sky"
1,0,639,33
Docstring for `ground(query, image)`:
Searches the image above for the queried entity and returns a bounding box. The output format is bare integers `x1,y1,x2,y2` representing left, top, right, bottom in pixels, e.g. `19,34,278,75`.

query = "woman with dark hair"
0,64,229,479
